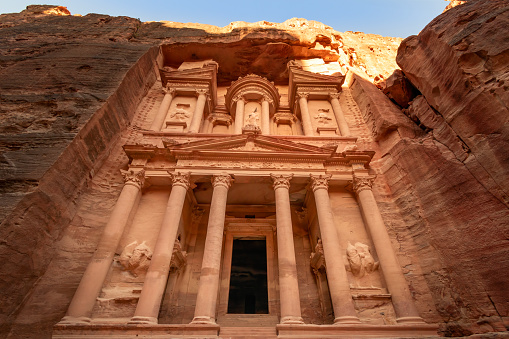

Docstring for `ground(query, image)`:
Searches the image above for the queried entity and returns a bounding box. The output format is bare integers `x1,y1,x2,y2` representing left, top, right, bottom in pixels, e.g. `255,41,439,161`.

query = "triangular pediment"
165,134,333,155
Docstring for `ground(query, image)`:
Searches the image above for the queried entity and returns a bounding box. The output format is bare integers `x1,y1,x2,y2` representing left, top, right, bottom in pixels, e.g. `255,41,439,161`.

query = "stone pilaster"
310,174,360,324
59,169,145,324
130,172,191,324
271,174,304,324
192,174,233,324
352,175,424,324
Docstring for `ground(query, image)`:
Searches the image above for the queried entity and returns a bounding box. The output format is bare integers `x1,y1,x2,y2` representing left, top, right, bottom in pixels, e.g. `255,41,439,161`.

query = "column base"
129,316,158,324
58,316,92,325
334,315,361,324
396,316,425,324
191,316,216,324
281,316,305,324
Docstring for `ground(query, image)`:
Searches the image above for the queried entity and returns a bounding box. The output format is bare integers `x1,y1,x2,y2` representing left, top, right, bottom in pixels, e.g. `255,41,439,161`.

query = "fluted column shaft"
192,174,233,324
261,97,271,135
150,88,175,131
329,93,350,136
234,96,245,134
60,170,145,324
271,174,304,324
130,172,191,324
310,175,360,324
298,93,314,136
188,89,208,133
353,176,424,324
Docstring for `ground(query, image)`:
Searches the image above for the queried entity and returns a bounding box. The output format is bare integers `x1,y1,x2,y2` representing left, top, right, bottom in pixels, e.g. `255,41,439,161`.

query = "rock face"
374,0,509,335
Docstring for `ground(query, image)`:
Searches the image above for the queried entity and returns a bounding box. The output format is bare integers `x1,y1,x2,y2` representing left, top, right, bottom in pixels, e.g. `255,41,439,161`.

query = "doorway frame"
218,217,278,317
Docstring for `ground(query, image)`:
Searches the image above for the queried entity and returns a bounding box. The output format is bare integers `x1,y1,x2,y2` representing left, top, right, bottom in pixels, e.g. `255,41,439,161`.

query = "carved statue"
314,111,332,125
118,241,152,277
170,108,190,121
346,242,379,278
246,107,260,126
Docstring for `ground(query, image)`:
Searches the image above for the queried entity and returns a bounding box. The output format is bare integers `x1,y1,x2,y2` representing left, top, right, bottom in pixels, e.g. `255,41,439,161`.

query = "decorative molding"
212,174,233,189
270,173,293,190
352,176,375,194
273,112,296,125
196,88,209,96
297,92,309,100
208,113,233,127
121,169,145,189
168,171,191,190
310,174,332,192
163,87,176,96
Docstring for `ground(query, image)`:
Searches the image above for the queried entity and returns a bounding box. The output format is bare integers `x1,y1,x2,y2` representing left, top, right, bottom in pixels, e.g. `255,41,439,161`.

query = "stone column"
150,87,175,131
297,92,314,136
188,89,208,133
192,174,233,324
233,94,245,134
271,174,304,324
310,174,360,324
59,170,145,324
352,176,424,324
130,172,191,324
261,96,271,135
329,93,350,136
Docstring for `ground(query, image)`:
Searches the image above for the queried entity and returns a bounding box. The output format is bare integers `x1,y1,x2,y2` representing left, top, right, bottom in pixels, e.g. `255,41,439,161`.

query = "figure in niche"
346,242,379,278
170,103,191,121
315,108,332,125
118,241,152,277
246,107,260,127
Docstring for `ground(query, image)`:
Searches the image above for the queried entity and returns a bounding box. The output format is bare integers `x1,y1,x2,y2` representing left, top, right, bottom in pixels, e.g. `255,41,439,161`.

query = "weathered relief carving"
346,242,379,278
170,103,191,121
315,110,333,125
170,239,187,271
177,159,323,170
118,241,152,277
310,239,325,271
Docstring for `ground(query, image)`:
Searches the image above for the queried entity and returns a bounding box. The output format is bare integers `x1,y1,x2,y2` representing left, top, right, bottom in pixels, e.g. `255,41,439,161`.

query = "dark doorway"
227,239,269,314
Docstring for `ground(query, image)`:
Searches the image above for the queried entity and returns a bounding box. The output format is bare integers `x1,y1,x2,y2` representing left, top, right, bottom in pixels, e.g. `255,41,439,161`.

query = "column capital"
352,176,375,194
163,86,176,96
310,174,332,192
297,92,309,100
196,88,209,96
270,173,293,190
212,174,233,189
121,169,145,189
329,92,340,101
233,93,246,103
262,94,274,104
168,171,192,190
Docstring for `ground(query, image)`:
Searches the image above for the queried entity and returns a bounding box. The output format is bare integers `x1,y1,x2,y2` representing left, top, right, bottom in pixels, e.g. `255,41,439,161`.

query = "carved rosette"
121,169,145,189
352,176,375,194
310,174,332,192
328,92,340,101
169,171,191,190
271,173,293,190
212,174,233,190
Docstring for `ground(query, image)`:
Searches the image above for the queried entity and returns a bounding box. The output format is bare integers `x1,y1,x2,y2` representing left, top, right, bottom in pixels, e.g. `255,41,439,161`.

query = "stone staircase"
219,326,277,339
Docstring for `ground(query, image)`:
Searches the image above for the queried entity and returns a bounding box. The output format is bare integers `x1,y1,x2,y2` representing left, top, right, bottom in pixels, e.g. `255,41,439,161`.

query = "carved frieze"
176,159,324,171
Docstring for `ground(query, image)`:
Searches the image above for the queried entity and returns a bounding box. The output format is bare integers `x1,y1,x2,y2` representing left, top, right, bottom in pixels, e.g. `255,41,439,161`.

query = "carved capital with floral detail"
121,169,145,189
328,92,340,101
163,86,176,96
232,93,245,103
168,171,191,190
196,88,209,97
271,173,293,190
212,173,233,189
310,174,332,192
297,92,309,100
351,176,375,194
262,94,274,105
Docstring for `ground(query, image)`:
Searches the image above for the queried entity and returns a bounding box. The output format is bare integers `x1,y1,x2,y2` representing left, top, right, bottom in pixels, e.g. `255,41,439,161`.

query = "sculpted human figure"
346,242,379,278
246,107,260,126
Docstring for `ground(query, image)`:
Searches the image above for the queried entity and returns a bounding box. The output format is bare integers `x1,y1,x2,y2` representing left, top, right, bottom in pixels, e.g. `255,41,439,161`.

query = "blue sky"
1,0,448,38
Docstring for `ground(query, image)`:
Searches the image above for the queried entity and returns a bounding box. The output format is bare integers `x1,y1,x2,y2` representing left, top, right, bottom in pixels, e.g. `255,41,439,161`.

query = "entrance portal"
227,239,269,314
